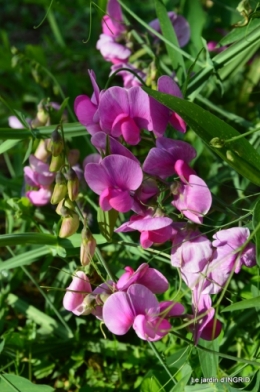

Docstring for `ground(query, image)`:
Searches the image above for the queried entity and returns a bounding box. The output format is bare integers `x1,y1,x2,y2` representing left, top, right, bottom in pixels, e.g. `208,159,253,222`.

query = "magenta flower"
202,228,256,294
172,160,212,224
90,132,139,163
148,76,187,137
96,34,131,64
102,0,125,37
84,154,143,212
116,263,169,293
103,283,184,340
143,137,196,179
115,211,173,248
24,155,55,206
134,177,159,203
8,115,25,129
171,228,213,290
63,271,92,316
191,291,222,345
97,0,131,64
149,11,190,47
74,70,102,135
98,86,153,145
156,76,186,133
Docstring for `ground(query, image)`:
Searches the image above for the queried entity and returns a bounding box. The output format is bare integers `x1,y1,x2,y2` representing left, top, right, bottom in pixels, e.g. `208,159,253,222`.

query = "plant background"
0,0,260,391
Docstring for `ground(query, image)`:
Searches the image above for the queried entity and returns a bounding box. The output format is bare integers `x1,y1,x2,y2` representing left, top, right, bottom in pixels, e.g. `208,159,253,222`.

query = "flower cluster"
16,0,256,346
68,64,256,343
97,0,190,88
63,264,185,341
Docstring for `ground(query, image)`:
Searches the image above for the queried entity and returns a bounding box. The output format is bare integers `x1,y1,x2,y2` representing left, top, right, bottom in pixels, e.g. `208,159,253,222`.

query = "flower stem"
148,341,176,385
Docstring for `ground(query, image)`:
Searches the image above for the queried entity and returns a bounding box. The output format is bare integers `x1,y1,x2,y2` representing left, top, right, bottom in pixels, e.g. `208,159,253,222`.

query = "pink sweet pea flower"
116,263,169,293
63,271,92,316
96,34,131,64
171,228,213,290
143,137,196,179
24,155,55,206
98,86,153,145
103,283,184,340
171,160,212,224
8,115,25,129
97,0,130,64
84,154,143,213
102,0,126,37
26,188,52,206
115,211,173,248
91,132,139,163
202,227,256,295
74,70,102,135
149,11,190,48
191,291,222,345
148,76,187,137
156,76,186,133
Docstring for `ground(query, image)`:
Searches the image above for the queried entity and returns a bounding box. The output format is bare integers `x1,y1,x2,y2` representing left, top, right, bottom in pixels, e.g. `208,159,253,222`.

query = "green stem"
95,248,117,282
104,68,146,89
171,331,260,367
47,9,66,48
223,127,260,144
148,341,176,385
0,122,87,140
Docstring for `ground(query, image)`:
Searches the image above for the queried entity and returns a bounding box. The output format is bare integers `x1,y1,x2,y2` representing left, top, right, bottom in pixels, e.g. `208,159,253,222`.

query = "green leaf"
155,0,185,83
222,296,260,312
220,18,260,46
253,197,260,266
171,368,192,392
97,208,119,242
50,97,70,124
0,246,50,272
0,374,54,392
140,370,165,392
0,122,87,140
142,87,260,186
7,293,72,339
182,0,206,54
22,138,34,163
0,140,21,154
198,338,219,378
187,24,260,96
185,384,216,392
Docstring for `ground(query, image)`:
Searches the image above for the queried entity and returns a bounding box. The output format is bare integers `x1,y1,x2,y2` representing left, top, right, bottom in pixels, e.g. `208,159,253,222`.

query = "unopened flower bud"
210,137,225,148
37,107,49,125
80,228,96,266
34,139,51,161
49,129,63,156
67,149,80,166
56,198,75,215
49,154,64,172
59,212,80,238
67,168,79,201
51,172,67,204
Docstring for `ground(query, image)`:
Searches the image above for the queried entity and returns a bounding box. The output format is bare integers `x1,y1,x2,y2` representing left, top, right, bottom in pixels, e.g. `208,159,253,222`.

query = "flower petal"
63,271,92,315
26,188,51,206
103,291,134,335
